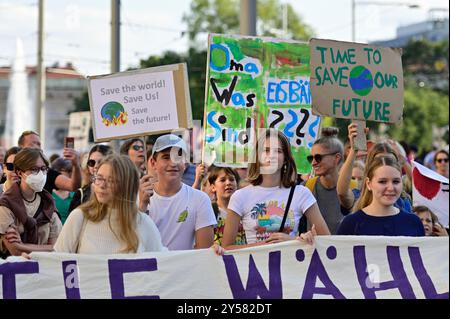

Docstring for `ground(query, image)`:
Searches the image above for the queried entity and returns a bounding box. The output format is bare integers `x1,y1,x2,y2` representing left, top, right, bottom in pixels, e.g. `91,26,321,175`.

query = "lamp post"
351,0,420,42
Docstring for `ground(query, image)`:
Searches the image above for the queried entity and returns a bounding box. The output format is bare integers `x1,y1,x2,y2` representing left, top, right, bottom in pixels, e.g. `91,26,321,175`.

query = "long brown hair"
247,129,297,188
79,154,140,253
13,148,49,173
353,155,402,212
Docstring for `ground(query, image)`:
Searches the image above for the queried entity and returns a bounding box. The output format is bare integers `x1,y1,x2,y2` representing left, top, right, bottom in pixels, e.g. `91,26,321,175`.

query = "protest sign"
88,63,193,142
68,111,91,151
310,39,404,123
1,237,448,299
203,34,320,173
412,161,449,227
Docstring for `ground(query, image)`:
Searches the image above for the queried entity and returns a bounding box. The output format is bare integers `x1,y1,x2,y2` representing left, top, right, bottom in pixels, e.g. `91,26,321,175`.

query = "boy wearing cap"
138,134,216,250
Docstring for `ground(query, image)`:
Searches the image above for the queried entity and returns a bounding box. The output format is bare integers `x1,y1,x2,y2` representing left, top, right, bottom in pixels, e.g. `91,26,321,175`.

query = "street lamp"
351,1,420,42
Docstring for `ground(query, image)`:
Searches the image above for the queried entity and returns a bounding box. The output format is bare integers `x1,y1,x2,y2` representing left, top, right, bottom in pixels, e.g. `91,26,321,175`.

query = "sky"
0,0,448,77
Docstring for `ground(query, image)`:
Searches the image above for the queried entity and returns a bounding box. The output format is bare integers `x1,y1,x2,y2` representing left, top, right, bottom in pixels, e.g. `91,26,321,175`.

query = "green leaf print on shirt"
177,210,189,223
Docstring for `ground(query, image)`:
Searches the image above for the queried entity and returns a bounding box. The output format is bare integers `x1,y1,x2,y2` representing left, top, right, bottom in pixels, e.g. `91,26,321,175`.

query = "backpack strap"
279,183,298,232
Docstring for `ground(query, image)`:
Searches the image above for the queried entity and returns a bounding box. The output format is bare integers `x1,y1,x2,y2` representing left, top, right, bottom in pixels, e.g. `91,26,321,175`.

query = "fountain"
4,38,36,148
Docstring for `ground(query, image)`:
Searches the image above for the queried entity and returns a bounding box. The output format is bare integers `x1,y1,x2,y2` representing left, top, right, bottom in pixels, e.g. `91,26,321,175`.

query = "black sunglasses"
436,158,449,163
307,152,337,163
87,159,96,168
131,144,144,151
5,163,14,171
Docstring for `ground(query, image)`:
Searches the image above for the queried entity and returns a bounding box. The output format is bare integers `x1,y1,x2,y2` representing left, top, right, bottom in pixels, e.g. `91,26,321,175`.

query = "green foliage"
183,0,315,46
140,49,207,121
386,84,449,153
72,91,90,113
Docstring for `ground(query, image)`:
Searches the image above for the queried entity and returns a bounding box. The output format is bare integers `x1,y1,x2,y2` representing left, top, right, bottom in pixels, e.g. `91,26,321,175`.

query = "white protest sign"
68,111,91,151
87,64,192,142
412,161,449,227
1,237,448,299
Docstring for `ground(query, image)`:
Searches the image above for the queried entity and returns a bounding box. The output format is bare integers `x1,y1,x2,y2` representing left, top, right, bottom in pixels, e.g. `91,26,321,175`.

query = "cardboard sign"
310,39,404,123
68,111,91,151
87,63,193,142
412,161,449,227
203,34,320,173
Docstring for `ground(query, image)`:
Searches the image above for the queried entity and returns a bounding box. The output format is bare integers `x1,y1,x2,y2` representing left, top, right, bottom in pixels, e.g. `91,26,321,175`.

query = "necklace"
20,190,37,203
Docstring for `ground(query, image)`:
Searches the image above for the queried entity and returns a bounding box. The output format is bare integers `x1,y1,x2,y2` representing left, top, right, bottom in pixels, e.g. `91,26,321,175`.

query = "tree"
139,49,207,121
183,0,315,47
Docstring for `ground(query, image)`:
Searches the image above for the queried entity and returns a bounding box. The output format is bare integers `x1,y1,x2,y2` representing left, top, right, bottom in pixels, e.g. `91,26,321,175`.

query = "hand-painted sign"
310,39,404,123
203,34,320,173
1,237,448,299
88,63,192,142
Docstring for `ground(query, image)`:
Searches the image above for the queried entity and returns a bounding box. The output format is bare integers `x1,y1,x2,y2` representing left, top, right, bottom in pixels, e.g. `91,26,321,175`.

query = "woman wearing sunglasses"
434,150,449,178
221,129,330,250
0,147,21,195
0,148,62,257
68,144,113,213
304,127,358,235
120,138,146,176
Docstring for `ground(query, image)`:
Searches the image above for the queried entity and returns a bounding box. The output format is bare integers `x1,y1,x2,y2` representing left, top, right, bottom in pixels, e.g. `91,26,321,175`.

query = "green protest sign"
310,38,404,123
203,34,321,174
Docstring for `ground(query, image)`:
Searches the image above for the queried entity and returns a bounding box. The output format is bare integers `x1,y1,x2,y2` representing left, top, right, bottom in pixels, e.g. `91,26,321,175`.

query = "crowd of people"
0,125,448,259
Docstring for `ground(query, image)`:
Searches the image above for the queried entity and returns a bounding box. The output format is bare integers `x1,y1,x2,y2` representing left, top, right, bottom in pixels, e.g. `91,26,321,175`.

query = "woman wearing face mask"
0,148,62,257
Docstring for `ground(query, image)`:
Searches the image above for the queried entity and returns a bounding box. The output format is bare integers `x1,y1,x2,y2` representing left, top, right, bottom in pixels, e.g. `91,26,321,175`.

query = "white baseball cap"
151,134,188,157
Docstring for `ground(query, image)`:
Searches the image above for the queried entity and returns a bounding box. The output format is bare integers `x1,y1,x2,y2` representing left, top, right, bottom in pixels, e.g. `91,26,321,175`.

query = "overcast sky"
0,0,448,76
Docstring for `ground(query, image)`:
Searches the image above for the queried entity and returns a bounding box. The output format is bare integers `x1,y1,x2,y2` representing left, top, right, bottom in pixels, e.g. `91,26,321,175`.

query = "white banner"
0,237,448,299
412,161,449,227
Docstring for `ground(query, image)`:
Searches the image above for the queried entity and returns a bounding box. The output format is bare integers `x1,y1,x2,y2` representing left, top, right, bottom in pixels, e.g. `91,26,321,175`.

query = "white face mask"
25,170,47,192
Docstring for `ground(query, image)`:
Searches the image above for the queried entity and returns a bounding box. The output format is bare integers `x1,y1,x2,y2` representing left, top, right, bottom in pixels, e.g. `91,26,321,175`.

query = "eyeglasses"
306,152,338,163
131,144,144,151
27,166,48,175
5,162,14,171
92,175,116,188
436,158,449,163
87,159,97,168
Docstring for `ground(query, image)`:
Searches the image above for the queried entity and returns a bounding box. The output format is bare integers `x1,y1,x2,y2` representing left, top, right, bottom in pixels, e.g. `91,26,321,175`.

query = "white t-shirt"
148,183,216,250
53,208,167,254
228,184,316,244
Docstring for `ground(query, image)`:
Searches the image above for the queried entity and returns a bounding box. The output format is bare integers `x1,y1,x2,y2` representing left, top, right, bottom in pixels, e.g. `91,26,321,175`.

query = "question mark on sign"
295,109,310,146
308,115,321,148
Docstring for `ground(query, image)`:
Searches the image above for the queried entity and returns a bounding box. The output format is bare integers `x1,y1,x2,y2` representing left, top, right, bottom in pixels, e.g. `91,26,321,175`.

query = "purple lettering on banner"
62,260,80,299
408,247,449,299
354,246,416,299
0,261,39,299
301,249,345,299
222,251,282,299
108,258,159,299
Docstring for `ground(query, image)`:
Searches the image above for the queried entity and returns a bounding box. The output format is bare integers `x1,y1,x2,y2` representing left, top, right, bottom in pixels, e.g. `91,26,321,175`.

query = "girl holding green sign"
222,129,330,250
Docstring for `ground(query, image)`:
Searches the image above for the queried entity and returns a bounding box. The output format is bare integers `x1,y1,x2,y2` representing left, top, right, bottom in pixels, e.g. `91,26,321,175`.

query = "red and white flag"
412,161,449,227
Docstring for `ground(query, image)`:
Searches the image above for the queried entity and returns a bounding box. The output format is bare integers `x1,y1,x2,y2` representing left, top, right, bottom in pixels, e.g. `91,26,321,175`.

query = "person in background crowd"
434,150,449,178
0,147,21,195
352,160,365,190
234,167,250,188
207,165,246,245
120,138,146,176
51,158,75,224
18,131,81,194
54,155,166,254
68,144,113,212
79,151,91,187
222,129,329,250
49,153,60,164
306,127,357,234
337,156,424,236
337,123,414,214
0,148,62,256
423,145,438,171
138,134,217,250
413,206,448,237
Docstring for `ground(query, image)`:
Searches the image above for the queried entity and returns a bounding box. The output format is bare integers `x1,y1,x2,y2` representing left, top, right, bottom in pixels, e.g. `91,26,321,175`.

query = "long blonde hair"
247,129,297,188
353,156,402,212
79,154,140,253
